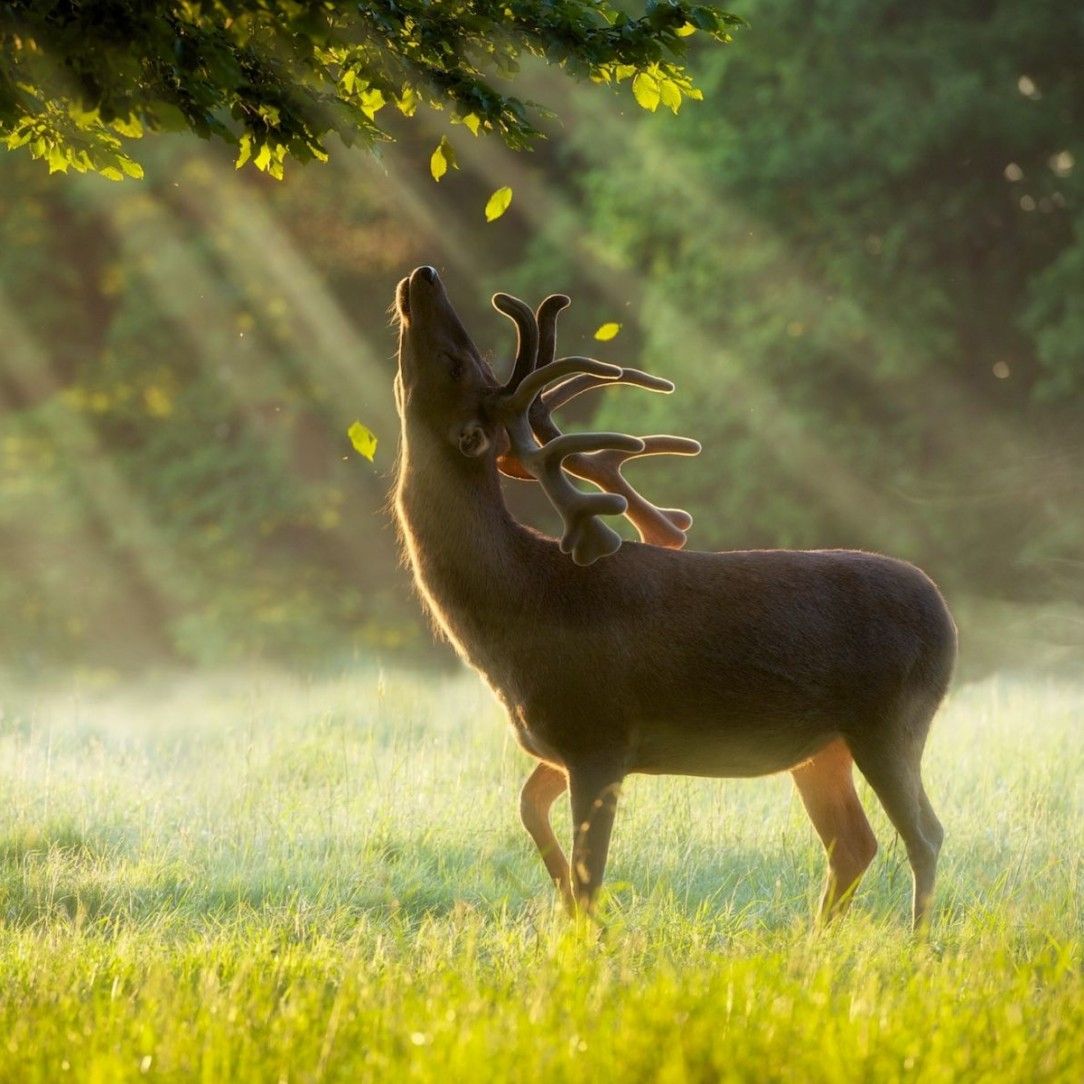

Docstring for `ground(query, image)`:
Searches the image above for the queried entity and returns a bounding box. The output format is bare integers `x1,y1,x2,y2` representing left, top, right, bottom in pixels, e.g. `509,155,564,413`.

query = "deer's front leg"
520,761,573,910
567,756,625,914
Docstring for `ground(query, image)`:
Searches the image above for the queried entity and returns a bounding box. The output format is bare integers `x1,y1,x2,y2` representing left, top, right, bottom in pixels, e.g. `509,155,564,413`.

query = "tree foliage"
1,0,1081,674
0,0,740,179
512,0,1083,638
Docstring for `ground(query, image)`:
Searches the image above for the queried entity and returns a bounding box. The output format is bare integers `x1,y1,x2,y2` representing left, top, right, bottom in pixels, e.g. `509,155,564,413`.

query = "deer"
391,265,956,931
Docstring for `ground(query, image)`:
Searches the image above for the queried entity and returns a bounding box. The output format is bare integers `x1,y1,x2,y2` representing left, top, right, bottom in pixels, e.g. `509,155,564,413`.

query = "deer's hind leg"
520,761,573,910
846,701,944,932
791,737,879,922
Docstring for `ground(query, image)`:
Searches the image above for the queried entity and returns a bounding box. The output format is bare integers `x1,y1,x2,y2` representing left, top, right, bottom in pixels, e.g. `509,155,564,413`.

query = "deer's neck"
394,434,536,667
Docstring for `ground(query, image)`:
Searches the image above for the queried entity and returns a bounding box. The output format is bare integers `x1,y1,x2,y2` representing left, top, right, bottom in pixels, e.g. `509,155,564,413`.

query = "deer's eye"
448,357,465,381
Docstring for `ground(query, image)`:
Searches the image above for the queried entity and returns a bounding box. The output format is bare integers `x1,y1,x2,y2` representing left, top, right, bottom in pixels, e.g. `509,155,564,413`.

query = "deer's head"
394,265,499,461
394,265,701,565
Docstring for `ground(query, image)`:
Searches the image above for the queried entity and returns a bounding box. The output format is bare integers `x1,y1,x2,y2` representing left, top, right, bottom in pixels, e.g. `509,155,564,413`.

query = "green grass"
0,668,1081,1082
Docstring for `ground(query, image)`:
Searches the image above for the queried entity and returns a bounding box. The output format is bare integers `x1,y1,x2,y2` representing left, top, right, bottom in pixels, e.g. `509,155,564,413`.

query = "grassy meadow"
0,667,1081,1082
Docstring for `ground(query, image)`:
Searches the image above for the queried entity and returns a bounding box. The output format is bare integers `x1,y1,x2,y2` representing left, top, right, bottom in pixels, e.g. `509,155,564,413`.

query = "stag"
392,266,956,929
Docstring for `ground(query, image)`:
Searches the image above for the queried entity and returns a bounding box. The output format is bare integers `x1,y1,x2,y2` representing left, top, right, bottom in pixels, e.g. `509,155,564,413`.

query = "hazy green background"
2,0,1081,678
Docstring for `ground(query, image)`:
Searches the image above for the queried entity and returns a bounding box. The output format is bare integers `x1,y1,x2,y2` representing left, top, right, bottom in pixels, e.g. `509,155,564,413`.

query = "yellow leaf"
463,113,481,136
659,79,682,115
485,186,513,222
360,88,385,120
594,322,621,342
46,146,70,174
675,23,697,37
111,115,143,138
429,136,457,182
347,420,378,462
632,72,660,112
5,123,34,150
430,142,447,181
235,134,252,169
67,102,99,126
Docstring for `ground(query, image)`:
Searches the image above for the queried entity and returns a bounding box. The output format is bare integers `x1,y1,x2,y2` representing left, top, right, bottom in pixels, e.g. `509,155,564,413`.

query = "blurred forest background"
1,0,1081,679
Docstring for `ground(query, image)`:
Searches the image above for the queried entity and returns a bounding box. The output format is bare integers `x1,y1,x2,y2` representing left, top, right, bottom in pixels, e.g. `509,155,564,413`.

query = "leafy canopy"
1,0,741,180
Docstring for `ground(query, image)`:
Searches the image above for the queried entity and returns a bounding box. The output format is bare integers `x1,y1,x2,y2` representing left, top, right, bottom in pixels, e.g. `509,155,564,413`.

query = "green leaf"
485,186,513,222
632,72,661,112
347,421,378,462
150,102,189,133
594,322,621,341
0,2,738,182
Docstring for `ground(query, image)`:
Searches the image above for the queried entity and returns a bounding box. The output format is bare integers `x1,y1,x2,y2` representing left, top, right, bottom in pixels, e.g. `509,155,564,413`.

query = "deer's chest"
479,682,558,766
495,675,634,768
510,717,566,766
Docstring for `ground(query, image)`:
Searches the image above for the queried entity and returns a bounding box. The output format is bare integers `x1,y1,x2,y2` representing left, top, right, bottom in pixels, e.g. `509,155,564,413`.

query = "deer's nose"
415,265,438,284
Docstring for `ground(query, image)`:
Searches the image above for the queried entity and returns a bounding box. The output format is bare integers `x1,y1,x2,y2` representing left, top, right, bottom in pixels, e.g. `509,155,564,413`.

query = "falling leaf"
485,186,513,222
430,144,446,182
429,136,457,182
594,322,621,341
347,420,378,461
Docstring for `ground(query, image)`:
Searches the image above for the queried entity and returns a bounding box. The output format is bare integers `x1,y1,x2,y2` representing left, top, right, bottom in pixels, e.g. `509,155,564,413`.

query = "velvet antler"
492,292,701,565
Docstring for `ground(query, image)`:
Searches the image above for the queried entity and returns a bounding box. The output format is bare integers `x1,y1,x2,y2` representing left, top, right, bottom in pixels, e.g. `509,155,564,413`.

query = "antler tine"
492,293,540,392
493,289,701,563
532,349,701,548
542,367,674,412
506,357,622,416
536,294,571,370
564,435,702,548
497,353,638,565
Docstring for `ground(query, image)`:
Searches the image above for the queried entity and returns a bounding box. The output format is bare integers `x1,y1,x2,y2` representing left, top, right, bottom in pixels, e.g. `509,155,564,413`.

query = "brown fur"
391,267,956,929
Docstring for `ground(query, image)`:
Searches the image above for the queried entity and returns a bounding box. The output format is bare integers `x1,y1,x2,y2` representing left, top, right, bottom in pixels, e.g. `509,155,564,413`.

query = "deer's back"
493,542,956,777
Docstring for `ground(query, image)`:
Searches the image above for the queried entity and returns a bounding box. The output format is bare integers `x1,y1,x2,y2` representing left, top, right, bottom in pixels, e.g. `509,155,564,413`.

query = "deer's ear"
492,427,533,478
457,422,491,458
